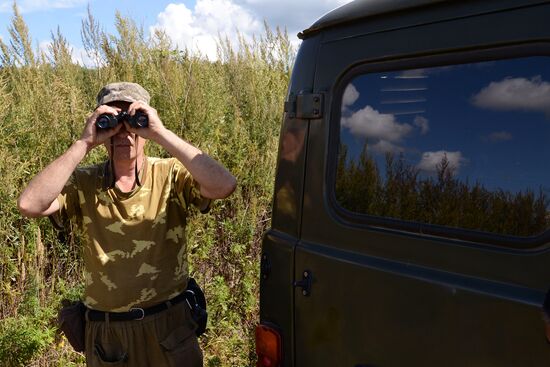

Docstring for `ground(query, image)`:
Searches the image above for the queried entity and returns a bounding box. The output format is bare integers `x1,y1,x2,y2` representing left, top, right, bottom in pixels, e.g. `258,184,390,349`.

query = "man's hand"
80,105,123,151
125,101,167,142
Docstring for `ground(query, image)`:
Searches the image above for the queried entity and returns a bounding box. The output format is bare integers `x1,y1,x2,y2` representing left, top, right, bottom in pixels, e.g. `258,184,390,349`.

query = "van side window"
335,57,550,237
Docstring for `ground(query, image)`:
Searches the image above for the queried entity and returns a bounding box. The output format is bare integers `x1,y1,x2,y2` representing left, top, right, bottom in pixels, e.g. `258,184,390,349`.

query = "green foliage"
337,144,550,236
0,315,55,367
0,6,293,367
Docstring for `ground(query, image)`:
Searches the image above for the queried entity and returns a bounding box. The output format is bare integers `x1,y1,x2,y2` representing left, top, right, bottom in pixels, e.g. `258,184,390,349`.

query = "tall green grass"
0,4,293,366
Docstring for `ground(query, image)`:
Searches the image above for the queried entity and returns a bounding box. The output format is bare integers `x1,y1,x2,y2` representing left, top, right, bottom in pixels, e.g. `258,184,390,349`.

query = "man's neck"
112,154,145,190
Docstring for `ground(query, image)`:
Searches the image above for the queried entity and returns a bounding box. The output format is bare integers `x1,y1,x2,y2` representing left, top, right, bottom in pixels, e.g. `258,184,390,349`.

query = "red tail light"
255,324,282,367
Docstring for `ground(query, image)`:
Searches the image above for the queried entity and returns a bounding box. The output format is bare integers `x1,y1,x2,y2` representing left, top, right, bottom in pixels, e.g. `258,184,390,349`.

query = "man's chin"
112,153,135,162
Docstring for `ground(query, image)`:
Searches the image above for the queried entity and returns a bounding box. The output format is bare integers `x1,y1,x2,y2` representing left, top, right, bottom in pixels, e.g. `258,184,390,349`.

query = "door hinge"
284,92,324,119
261,253,271,280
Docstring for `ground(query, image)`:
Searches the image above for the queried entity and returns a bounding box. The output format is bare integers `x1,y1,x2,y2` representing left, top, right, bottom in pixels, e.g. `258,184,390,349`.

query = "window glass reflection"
336,57,550,237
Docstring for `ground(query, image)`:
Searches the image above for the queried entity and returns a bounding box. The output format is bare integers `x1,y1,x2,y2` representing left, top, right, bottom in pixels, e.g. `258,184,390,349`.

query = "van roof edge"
299,0,448,40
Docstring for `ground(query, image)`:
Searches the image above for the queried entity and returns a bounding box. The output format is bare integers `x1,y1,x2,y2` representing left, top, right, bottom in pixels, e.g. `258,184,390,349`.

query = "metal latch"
293,270,312,296
284,92,323,119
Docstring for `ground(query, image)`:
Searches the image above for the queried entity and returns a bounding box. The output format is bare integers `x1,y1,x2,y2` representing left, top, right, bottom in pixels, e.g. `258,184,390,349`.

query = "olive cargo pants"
84,302,203,367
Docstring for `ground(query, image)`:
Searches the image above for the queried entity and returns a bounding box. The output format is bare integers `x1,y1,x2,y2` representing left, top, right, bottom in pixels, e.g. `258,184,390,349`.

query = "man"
17,82,237,366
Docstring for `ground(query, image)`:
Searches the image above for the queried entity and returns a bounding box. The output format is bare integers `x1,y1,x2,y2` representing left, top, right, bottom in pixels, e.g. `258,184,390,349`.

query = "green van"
256,0,550,366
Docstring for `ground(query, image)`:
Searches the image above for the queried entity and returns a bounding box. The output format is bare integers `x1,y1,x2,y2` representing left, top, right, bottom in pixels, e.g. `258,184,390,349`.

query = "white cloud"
39,39,96,67
234,0,350,35
472,76,550,115
370,140,404,154
150,0,352,60
70,46,97,67
414,115,429,135
150,0,262,60
417,150,466,175
342,105,413,143
39,40,50,54
342,83,359,108
488,131,513,142
341,106,433,154
0,0,86,13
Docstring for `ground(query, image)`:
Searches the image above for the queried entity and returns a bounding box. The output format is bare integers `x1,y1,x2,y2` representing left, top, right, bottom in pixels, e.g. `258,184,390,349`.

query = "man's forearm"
18,140,88,217
154,128,237,199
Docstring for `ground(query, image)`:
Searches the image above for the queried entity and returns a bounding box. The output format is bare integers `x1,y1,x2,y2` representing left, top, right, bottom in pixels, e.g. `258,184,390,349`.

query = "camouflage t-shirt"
51,157,210,312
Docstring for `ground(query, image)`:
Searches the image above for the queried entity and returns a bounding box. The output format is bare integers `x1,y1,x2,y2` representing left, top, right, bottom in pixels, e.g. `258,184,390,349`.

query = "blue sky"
0,1,175,47
340,57,550,195
0,0,352,64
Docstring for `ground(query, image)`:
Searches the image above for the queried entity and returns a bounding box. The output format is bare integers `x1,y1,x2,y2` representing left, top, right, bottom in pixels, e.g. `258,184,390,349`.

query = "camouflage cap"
96,82,151,106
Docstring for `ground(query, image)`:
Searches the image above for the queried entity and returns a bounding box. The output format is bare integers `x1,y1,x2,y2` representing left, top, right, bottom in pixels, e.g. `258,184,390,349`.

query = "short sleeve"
172,159,212,213
49,173,80,230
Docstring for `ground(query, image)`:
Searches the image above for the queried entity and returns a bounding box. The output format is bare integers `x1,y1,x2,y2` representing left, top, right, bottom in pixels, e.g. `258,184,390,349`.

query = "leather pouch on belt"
185,277,207,337
58,301,86,352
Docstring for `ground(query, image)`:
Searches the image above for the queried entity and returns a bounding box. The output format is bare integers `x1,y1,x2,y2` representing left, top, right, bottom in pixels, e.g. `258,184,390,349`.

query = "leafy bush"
0,4,293,366
0,315,55,367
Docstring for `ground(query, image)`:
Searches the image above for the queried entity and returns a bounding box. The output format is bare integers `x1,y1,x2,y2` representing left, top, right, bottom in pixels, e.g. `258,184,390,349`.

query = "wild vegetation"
0,4,293,366
337,144,550,237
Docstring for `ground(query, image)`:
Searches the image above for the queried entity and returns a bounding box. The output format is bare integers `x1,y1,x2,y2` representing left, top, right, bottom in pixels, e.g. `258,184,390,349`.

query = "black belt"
86,291,188,322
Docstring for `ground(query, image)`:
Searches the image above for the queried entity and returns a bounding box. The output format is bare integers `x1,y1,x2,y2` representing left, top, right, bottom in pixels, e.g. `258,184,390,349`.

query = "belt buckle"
129,307,145,321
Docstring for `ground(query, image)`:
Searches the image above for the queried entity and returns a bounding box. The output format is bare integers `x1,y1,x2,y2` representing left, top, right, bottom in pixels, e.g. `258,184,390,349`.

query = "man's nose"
115,123,129,136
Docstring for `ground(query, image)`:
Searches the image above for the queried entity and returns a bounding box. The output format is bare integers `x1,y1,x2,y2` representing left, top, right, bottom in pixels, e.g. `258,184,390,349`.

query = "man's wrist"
150,126,171,145
74,139,92,155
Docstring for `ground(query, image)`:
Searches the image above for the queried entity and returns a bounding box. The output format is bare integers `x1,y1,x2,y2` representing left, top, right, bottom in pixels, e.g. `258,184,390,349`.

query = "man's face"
102,101,146,162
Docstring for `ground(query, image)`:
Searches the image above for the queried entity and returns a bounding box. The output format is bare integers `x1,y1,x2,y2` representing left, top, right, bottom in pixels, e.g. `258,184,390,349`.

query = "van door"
294,3,550,366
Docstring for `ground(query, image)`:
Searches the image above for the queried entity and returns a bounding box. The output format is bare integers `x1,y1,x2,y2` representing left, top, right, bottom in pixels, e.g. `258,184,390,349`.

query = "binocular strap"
106,137,143,190
134,136,142,187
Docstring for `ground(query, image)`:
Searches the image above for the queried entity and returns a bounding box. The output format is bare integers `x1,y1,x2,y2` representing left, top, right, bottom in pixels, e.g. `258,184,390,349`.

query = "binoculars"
96,111,148,130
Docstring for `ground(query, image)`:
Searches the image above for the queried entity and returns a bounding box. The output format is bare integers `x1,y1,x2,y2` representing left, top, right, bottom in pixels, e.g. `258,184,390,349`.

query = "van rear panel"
260,1,550,366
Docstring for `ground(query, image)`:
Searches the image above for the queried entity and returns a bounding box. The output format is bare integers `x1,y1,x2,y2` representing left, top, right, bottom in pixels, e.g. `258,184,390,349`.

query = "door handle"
294,270,312,296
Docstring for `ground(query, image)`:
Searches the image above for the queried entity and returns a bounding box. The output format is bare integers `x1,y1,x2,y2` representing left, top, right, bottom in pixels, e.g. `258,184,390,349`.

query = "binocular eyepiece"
96,111,148,130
